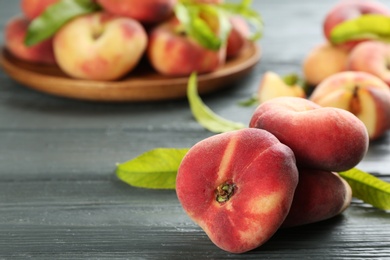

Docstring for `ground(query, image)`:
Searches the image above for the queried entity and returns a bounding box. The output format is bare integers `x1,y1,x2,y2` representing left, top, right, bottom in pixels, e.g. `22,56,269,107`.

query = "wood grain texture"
0,0,390,259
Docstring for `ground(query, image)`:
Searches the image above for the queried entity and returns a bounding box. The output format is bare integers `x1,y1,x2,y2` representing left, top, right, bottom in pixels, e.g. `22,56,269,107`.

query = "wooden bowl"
0,41,261,102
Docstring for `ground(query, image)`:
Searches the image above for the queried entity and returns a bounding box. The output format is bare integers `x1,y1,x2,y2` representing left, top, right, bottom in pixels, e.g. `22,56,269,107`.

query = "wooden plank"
0,180,389,258
1,130,389,179
1,0,390,258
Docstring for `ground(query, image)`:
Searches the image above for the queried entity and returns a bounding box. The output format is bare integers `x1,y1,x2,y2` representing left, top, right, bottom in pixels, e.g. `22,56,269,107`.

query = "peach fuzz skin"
249,97,369,172
176,128,299,253
4,16,56,64
282,169,352,228
303,42,349,86
21,0,59,20
323,0,390,50
226,16,250,59
310,71,390,140
347,41,390,86
97,0,177,24
147,18,226,76
53,12,148,81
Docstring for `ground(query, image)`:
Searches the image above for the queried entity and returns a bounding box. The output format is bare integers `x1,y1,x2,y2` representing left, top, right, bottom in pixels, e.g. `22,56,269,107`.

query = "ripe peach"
4,16,56,64
21,0,59,20
303,42,349,86
310,71,390,140
97,0,176,24
176,128,299,253
147,17,226,76
323,0,390,50
226,16,250,59
53,12,148,80
282,169,352,228
347,41,390,86
249,97,369,172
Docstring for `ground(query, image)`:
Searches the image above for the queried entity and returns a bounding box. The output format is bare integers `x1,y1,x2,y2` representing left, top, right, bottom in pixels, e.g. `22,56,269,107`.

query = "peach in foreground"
176,128,298,253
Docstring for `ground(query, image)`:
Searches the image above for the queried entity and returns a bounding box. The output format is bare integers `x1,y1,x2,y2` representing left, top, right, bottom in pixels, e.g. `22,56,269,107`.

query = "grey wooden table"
0,1,389,259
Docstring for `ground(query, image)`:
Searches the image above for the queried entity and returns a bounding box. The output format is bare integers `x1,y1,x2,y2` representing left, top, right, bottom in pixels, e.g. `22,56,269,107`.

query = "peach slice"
257,71,306,103
310,71,390,140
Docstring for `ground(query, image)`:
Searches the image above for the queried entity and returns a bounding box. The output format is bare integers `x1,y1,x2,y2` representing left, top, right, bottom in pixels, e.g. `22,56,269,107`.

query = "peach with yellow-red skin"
4,16,56,64
97,0,176,24
226,16,250,59
303,42,349,86
21,0,59,20
282,169,352,228
249,97,369,172
176,128,299,253
323,0,390,50
347,41,390,86
147,18,226,76
53,12,148,81
310,71,390,140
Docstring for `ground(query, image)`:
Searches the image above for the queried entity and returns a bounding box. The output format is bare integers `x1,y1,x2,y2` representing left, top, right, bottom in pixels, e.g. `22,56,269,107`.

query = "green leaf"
330,14,390,45
174,0,263,50
339,168,390,211
25,0,101,46
187,73,246,133
116,148,189,189
221,0,263,41
282,73,300,86
175,3,231,50
237,93,258,107
115,147,390,212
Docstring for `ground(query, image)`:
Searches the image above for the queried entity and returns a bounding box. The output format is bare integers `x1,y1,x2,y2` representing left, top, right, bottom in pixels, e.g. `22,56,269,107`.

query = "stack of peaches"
258,0,390,142
177,96,370,253
4,0,254,81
